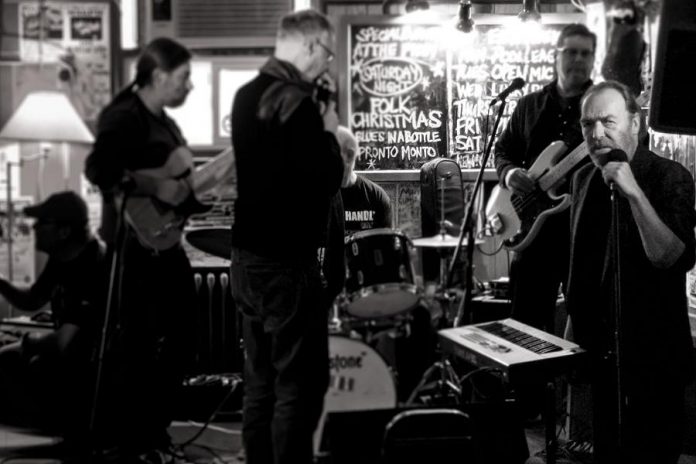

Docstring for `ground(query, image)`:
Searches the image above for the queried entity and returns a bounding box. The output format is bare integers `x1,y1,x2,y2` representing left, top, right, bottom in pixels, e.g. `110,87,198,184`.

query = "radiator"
192,265,242,374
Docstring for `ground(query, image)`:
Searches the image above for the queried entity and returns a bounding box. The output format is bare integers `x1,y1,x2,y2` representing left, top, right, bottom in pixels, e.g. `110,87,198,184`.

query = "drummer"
336,127,437,401
336,126,393,235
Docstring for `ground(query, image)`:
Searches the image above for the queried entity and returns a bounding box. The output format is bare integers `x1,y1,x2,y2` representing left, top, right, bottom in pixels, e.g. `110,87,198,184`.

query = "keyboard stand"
544,380,558,464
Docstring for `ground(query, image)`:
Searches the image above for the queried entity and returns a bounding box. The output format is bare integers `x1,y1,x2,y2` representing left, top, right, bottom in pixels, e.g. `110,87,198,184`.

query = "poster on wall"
18,2,112,122
0,198,36,286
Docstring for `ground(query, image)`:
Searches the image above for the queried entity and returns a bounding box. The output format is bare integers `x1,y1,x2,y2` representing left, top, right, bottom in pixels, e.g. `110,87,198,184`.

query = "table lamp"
0,90,94,286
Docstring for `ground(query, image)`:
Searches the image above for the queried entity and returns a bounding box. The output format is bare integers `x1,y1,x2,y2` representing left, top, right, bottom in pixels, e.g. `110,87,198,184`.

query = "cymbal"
185,227,231,259
412,234,483,248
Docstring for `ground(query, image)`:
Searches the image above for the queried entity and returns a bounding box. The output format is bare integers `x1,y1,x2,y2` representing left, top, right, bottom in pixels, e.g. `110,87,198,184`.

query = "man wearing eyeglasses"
229,8,343,464
493,23,597,421
0,191,106,454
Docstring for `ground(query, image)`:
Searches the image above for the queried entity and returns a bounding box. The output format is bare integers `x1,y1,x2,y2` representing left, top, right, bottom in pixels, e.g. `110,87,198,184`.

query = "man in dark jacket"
229,9,343,464
568,80,696,463
493,23,597,421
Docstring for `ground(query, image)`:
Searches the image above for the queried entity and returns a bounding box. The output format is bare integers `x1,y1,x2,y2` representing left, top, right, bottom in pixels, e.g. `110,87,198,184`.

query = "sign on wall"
340,15,584,171
18,2,111,122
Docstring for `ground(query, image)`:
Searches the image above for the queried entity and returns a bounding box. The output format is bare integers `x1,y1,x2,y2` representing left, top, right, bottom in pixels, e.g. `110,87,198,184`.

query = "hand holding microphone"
316,73,338,134
597,148,637,197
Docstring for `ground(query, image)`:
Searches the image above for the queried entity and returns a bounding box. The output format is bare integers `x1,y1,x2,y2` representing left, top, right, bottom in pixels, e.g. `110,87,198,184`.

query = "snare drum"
344,228,419,319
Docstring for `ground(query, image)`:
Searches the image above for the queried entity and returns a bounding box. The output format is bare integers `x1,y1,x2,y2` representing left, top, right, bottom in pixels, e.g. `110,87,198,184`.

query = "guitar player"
84,37,199,462
493,23,596,420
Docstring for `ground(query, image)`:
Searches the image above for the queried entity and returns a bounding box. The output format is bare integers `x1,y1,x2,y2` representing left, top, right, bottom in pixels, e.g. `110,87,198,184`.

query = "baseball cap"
24,191,89,226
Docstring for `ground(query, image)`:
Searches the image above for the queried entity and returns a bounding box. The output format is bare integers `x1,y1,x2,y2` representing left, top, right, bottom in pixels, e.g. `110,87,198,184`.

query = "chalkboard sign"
339,15,583,171
346,22,448,170
448,22,569,169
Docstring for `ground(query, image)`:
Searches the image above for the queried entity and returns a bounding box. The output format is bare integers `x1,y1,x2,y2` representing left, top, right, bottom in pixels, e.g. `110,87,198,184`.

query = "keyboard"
438,318,585,382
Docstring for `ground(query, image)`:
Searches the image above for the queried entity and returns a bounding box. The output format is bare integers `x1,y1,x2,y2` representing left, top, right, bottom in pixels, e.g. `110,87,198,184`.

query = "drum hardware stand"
405,352,462,406
449,94,510,328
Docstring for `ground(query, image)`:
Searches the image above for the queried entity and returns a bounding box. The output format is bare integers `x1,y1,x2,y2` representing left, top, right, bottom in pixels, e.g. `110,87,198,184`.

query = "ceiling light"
518,0,541,22
382,0,398,14
405,0,430,13
456,1,475,33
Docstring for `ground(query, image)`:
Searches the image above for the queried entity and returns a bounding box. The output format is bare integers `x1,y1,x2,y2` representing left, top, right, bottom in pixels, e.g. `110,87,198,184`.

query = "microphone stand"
89,190,130,461
609,183,625,452
449,98,508,327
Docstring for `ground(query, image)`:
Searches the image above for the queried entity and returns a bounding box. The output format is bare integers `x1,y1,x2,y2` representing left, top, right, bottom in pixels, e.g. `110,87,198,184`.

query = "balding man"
568,80,696,463
337,126,392,235
229,9,343,464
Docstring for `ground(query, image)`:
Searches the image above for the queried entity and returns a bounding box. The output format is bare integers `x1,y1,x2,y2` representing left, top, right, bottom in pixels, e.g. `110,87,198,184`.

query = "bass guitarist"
84,37,199,461
493,24,596,420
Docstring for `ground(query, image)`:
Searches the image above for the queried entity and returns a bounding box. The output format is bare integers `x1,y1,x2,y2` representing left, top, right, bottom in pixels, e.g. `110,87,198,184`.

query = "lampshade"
0,91,93,144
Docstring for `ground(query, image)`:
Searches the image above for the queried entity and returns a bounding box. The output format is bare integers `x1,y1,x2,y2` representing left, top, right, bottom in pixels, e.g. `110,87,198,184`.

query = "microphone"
489,77,526,107
597,149,628,192
597,148,628,166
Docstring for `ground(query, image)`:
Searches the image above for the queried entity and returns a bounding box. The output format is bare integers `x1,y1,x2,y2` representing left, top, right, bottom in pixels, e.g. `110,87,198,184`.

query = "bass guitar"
485,140,589,252
124,146,235,251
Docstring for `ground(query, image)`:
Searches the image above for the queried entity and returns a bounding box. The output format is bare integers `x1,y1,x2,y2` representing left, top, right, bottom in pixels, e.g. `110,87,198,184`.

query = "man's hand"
506,168,535,195
601,161,640,199
322,100,339,135
155,178,191,206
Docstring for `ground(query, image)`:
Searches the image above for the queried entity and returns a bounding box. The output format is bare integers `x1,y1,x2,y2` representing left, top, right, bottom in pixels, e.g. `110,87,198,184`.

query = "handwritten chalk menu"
449,24,565,169
342,17,577,170
348,24,448,170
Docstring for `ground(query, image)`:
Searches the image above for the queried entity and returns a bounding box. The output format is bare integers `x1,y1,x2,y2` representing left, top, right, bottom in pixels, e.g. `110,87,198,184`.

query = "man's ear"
346,147,356,162
151,67,165,86
631,112,641,136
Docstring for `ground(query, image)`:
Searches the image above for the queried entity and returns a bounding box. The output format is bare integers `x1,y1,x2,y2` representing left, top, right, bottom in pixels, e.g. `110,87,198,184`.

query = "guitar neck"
538,142,589,191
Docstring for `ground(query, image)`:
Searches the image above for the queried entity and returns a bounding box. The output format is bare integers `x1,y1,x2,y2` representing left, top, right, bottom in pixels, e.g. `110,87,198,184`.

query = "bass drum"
314,335,397,455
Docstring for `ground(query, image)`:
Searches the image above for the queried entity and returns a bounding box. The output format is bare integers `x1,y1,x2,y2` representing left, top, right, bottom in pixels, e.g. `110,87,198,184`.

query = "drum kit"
185,196,478,447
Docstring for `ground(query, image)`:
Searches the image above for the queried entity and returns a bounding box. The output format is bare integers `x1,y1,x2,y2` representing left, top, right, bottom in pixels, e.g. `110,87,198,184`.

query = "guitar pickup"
485,213,504,236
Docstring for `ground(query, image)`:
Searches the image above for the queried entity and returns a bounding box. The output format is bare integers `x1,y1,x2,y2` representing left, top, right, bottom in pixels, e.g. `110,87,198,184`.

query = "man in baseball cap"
23,191,90,255
0,190,105,455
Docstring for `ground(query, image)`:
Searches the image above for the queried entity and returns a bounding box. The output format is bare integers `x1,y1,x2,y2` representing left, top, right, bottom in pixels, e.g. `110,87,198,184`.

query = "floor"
2,418,695,464
0,421,245,463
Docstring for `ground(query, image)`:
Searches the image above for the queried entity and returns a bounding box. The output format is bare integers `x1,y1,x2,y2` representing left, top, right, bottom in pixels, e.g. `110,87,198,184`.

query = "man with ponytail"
85,37,198,462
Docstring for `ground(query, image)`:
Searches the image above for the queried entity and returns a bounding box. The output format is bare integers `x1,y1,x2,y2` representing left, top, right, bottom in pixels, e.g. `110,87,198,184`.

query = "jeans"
230,248,329,464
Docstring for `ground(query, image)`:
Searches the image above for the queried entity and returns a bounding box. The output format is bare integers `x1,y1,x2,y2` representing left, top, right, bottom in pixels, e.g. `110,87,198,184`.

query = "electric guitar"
485,141,589,252
124,146,235,251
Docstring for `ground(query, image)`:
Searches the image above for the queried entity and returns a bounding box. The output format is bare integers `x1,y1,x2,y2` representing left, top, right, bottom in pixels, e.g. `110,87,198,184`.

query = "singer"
568,80,696,463
492,24,596,420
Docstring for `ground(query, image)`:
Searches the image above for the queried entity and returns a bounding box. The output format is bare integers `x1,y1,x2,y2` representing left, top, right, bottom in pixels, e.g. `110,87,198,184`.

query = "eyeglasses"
557,47,594,59
316,40,335,63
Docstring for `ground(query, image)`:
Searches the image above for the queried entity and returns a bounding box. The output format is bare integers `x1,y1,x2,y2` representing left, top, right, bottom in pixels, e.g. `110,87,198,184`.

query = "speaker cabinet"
649,0,696,135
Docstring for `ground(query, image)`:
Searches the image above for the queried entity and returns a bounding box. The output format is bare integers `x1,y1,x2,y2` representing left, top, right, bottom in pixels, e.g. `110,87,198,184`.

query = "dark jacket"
567,146,696,383
231,57,343,260
85,89,188,245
